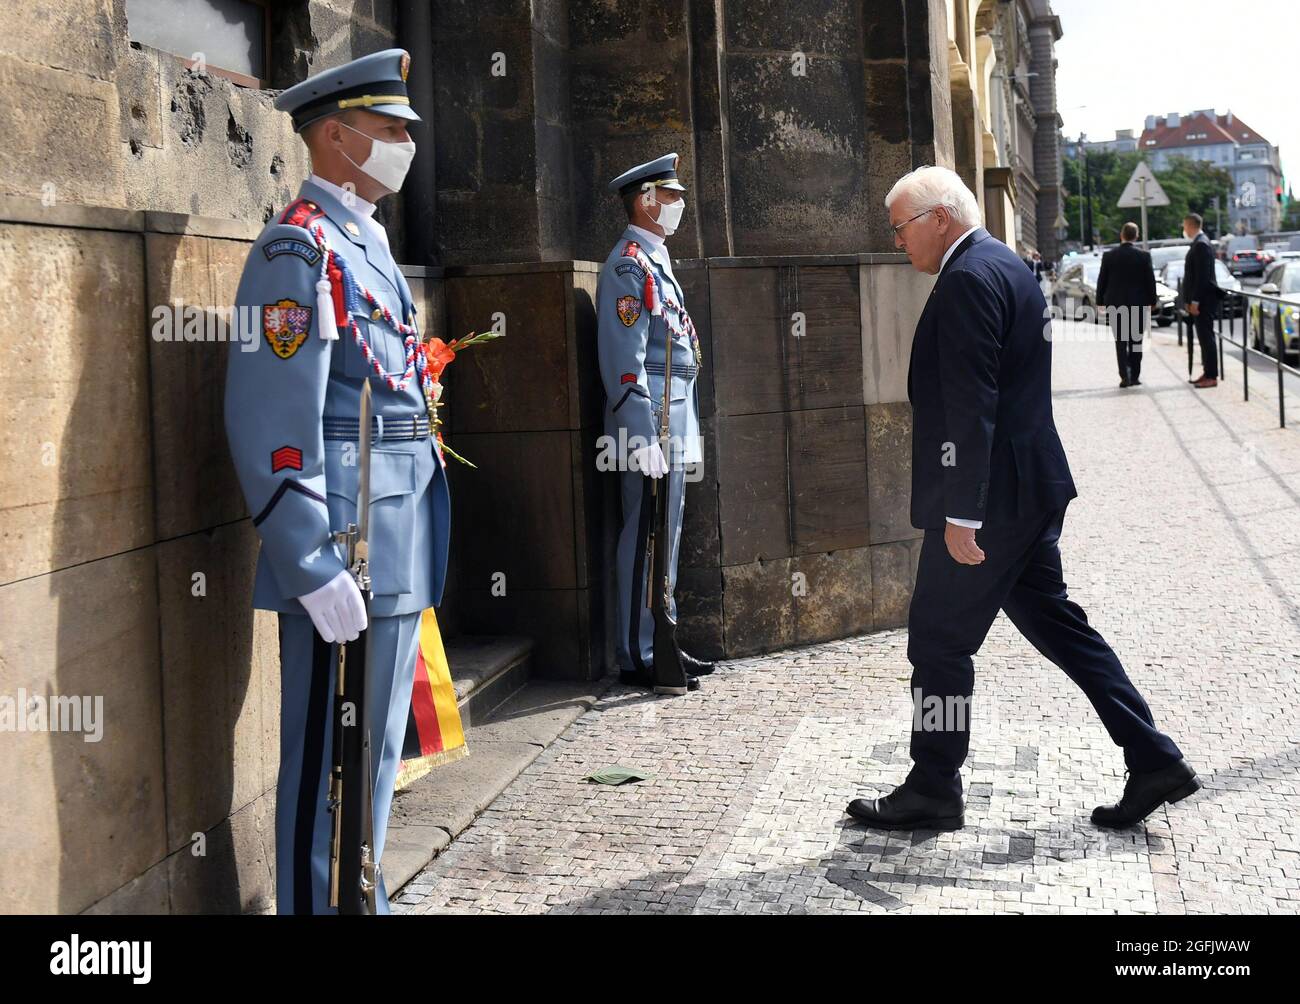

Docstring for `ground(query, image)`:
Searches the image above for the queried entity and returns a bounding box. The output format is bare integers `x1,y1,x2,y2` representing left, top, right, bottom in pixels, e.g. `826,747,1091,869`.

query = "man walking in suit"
1096,222,1157,387
846,166,1198,832
1183,212,1222,388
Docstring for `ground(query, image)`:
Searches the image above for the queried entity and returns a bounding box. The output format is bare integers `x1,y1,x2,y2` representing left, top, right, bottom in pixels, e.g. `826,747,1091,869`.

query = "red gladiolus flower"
423,338,458,381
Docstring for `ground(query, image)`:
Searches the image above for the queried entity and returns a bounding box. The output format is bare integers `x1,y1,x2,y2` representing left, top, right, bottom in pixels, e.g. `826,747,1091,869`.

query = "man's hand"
945,522,985,565
1188,301,1200,317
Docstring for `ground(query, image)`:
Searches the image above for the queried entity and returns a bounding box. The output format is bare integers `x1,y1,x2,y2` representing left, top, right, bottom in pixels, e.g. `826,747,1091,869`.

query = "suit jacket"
1183,232,1221,307
1097,242,1157,308
908,228,1077,529
224,178,451,617
595,226,702,467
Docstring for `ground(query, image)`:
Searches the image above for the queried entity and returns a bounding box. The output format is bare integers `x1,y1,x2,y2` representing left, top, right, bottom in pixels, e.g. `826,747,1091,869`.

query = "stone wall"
432,0,956,264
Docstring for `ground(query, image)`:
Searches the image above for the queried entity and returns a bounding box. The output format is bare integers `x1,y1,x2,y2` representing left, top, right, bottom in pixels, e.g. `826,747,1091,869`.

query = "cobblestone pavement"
399,320,1300,915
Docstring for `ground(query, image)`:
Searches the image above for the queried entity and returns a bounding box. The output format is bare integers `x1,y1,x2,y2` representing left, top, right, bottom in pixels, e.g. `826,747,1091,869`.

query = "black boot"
675,646,716,676
1091,759,1201,828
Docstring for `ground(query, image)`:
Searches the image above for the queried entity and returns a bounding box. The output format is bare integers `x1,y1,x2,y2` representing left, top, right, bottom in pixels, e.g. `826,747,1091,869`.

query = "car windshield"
1164,261,1186,283
1214,261,1233,283
1283,271,1300,294
1083,261,1101,284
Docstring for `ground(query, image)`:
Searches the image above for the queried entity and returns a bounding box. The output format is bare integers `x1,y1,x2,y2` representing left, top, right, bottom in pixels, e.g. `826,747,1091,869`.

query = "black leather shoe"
676,646,716,676
845,785,964,831
1091,759,1201,829
619,669,700,692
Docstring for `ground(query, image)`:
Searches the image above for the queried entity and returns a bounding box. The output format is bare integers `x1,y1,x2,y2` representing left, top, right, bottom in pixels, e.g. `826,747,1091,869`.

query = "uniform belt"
322,415,432,442
644,361,697,377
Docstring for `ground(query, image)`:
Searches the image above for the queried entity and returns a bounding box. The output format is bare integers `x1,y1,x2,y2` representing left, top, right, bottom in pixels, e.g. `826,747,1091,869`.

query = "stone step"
444,635,533,728
381,673,611,900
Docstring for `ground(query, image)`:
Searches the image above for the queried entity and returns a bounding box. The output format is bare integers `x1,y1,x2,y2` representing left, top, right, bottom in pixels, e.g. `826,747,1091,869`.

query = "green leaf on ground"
583,765,652,785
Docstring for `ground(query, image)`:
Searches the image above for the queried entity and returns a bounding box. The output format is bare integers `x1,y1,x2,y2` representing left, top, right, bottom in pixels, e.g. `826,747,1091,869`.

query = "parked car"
1054,256,1175,326
1149,243,1191,278
1162,259,1243,317
1230,247,1274,277
1248,261,1300,360
1052,257,1103,321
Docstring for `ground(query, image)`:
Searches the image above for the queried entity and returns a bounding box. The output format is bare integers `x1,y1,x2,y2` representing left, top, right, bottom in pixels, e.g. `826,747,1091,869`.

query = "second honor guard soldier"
597,154,715,693
223,49,449,913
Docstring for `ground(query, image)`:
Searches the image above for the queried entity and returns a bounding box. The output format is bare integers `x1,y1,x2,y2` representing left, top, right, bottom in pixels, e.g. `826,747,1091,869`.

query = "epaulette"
279,198,326,229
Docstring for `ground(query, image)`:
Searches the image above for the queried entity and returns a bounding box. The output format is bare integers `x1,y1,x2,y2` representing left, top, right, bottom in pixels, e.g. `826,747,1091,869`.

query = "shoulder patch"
616,295,642,327
615,261,646,282
263,237,321,267
263,299,313,359
622,240,642,258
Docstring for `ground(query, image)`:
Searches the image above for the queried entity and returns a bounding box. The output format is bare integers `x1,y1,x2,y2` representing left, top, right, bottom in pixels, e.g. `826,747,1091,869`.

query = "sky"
1053,0,1296,186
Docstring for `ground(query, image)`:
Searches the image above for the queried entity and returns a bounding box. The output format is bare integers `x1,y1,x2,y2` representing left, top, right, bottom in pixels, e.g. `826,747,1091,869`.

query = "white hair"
885,165,980,228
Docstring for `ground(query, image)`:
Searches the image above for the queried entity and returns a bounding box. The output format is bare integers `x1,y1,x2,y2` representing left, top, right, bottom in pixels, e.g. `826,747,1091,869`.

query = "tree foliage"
1062,150,1234,244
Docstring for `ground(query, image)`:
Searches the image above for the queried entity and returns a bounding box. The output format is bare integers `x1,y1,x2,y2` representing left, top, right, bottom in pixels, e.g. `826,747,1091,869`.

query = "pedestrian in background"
1183,212,1223,389
1096,222,1156,387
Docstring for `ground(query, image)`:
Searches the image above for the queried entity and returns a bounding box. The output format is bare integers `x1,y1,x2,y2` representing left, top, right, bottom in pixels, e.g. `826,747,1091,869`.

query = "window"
127,0,269,88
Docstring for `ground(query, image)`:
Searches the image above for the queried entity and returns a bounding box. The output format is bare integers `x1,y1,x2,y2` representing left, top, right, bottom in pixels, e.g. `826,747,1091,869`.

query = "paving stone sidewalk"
398,320,1300,915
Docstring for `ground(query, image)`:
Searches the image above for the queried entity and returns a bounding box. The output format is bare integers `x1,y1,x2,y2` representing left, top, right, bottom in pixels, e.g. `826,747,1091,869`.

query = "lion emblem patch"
616,295,642,327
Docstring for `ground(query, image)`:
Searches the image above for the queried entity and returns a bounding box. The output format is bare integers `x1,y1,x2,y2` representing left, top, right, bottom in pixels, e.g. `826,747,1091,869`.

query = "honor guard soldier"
597,153,716,692
223,49,449,913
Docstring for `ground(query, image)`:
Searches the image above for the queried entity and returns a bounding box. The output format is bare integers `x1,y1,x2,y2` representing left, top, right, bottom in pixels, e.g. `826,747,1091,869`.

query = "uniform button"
372,308,382,320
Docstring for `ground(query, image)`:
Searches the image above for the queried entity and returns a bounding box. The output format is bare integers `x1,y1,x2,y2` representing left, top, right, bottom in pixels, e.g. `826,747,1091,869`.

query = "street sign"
1117,161,1171,208
1117,161,1169,250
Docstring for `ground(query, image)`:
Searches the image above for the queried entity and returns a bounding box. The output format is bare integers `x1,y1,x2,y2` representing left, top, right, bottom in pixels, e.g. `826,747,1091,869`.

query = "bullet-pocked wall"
0,0,416,915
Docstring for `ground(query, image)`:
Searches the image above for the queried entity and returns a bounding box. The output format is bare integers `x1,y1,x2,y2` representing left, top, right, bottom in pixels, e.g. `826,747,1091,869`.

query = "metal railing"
1176,287,1299,427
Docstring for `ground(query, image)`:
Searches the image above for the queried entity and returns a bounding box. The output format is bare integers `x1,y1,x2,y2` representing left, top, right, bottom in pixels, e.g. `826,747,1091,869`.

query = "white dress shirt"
308,173,390,251
939,225,983,530
627,223,666,253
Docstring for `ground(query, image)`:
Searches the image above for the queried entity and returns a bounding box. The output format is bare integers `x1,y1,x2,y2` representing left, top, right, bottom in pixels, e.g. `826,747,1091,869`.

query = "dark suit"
1097,241,1157,383
904,228,1182,800
1183,232,1222,378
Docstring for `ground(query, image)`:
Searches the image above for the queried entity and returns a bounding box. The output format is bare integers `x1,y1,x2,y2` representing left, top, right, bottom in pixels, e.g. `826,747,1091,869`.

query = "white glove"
297,570,368,643
630,441,668,479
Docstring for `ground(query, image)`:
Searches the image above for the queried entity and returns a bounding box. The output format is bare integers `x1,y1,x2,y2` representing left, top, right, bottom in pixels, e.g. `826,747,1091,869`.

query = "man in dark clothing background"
1096,222,1157,387
1183,212,1223,388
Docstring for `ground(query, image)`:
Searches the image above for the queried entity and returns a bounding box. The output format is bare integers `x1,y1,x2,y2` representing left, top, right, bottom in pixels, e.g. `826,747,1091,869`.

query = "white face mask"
655,195,686,236
339,120,416,194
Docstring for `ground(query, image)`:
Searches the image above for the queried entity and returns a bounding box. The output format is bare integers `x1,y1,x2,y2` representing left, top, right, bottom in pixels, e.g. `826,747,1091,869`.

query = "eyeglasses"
891,208,934,237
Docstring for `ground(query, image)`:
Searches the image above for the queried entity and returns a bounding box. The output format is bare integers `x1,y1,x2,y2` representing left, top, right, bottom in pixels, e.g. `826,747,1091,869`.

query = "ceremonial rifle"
328,379,380,914
644,309,688,696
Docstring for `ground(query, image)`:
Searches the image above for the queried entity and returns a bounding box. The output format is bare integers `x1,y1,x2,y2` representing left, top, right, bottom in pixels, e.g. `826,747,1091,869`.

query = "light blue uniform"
596,224,702,674
224,44,447,915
